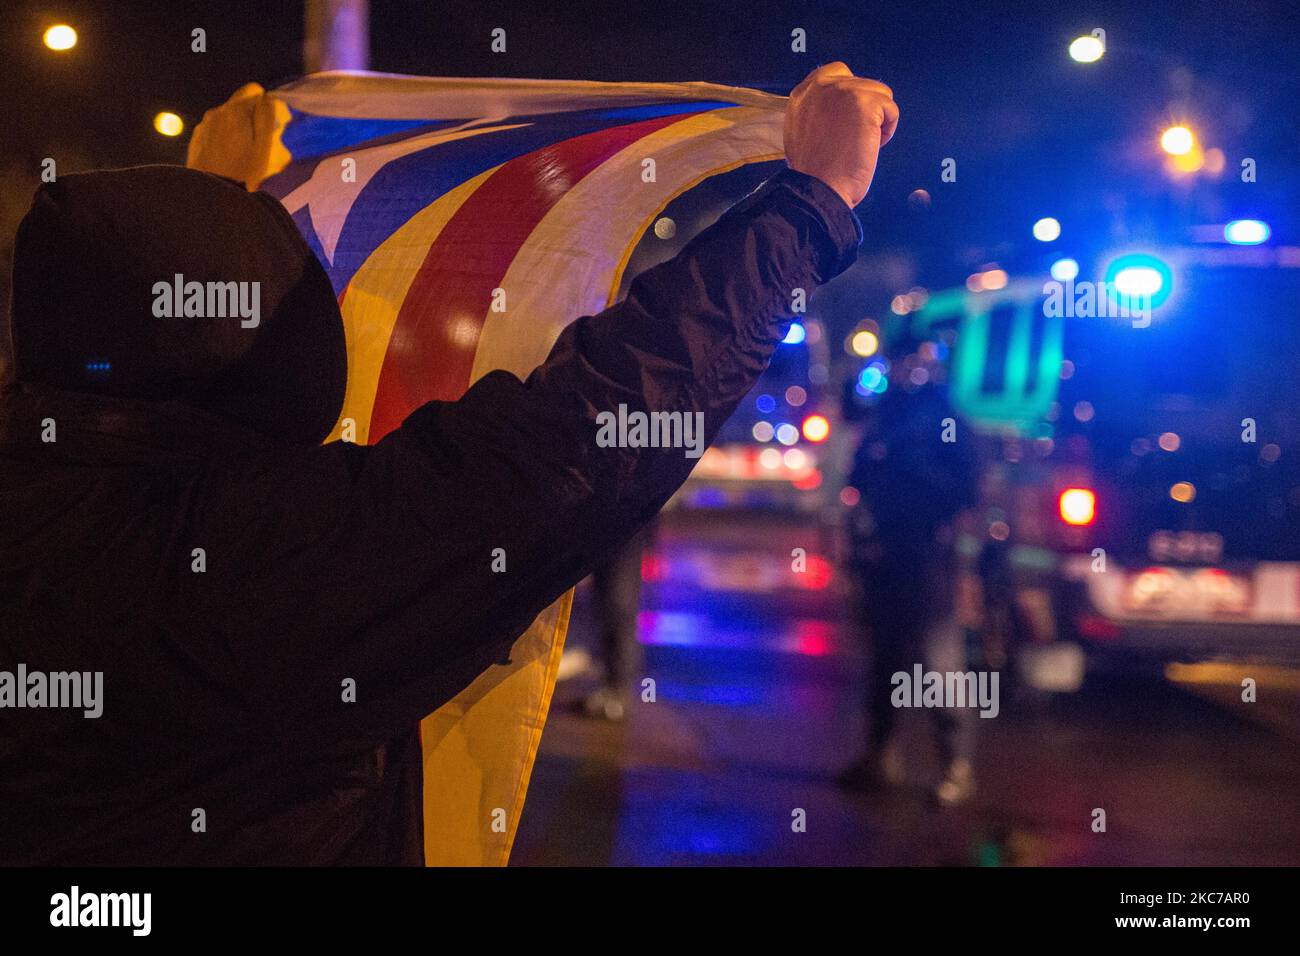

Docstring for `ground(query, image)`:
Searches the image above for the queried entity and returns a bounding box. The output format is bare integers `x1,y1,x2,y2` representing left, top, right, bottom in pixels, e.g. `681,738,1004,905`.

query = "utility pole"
304,0,370,74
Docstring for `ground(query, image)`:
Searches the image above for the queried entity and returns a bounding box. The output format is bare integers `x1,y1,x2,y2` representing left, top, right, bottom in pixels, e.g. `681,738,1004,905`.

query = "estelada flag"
187,71,786,865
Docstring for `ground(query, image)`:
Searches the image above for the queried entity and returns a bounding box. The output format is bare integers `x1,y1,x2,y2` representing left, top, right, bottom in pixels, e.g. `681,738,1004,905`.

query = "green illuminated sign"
907,281,1063,434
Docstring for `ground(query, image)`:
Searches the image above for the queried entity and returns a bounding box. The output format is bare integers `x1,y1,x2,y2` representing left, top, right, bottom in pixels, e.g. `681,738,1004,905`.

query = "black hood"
7,165,346,445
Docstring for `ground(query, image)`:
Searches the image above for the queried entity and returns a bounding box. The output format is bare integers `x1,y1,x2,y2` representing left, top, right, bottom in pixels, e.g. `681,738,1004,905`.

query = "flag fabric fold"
188,70,786,865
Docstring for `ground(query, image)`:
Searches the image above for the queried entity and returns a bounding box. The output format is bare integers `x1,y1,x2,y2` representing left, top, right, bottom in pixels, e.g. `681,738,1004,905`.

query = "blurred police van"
908,239,1300,688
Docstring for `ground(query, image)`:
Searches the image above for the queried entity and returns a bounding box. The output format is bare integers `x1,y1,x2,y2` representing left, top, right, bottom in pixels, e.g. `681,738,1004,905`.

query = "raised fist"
784,62,900,208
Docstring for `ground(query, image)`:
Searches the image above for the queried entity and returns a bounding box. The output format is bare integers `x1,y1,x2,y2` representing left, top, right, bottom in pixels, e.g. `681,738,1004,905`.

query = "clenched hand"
784,62,900,208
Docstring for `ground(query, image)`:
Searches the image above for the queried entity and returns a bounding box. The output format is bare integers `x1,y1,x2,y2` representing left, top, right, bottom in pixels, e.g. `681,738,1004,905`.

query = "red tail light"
1059,487,1096,526
1076,614,1121,641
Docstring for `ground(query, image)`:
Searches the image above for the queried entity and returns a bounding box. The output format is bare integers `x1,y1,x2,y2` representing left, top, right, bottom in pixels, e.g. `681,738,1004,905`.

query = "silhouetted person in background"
838,344,979,805
575,525,652,722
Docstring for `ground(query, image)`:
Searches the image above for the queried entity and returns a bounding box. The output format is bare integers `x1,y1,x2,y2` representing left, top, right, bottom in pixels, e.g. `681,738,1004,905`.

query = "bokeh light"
967,267,1008,292
1068,35,1104,63
1113,266,1163,297
782,448,807,470
154,112,185,136
1224,220,1270,245
1050,257,1079,281
43,24,77,51
850,329,879,357
1160,125,1194,156
1059,488,1096,525
1106,253,1174,308
1032,217,1061,242
801,415,830,443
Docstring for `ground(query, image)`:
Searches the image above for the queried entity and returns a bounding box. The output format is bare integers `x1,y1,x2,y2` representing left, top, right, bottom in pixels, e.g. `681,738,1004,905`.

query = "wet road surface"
512,511,1300,866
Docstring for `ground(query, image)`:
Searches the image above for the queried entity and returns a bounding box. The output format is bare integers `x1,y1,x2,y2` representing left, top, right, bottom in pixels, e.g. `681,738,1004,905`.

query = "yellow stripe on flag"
190,78,790,867
323,167,500,445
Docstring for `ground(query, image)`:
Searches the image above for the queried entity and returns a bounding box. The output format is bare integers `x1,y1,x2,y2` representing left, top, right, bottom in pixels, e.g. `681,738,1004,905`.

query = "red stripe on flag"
366,112,693,441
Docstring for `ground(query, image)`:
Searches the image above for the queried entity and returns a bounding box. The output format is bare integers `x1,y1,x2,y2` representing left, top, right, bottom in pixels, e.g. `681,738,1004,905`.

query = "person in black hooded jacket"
0,64,897,864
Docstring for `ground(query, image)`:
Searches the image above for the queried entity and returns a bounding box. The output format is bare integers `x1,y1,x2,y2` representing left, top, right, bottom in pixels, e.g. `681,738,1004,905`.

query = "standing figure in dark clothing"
838,347,979,805
581,525,652,722
0,64,899,864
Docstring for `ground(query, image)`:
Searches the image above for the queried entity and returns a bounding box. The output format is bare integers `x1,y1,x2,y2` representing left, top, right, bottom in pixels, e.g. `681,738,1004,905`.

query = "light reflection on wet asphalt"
513,513,1300,866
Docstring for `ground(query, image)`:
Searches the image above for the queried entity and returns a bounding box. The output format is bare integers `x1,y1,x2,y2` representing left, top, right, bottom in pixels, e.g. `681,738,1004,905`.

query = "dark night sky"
3,0,1298,311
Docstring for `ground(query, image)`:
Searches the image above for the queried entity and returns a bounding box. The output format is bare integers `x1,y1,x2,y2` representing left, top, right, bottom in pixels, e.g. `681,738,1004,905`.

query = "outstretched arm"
188,64,898,741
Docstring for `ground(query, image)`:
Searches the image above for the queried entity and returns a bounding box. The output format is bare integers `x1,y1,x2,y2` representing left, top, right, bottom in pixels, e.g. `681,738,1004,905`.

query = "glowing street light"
1033,217,1061,242
1068,35,1104,63
1160,125,1195,156
43,24,77,51
154,112,184,137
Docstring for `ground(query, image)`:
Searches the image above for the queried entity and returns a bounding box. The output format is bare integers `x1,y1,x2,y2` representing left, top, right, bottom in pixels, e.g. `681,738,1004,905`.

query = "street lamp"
1068,35,1104,63
154,112,185,137
1160,125,1195,156
43,24,77,51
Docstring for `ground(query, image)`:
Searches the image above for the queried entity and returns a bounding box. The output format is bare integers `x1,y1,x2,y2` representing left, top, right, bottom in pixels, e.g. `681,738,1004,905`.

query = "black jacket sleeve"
187,168,861,742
